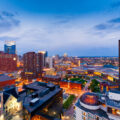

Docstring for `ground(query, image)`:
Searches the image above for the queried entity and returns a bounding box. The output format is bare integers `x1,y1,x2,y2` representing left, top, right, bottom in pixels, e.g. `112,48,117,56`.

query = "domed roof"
80,92,100,106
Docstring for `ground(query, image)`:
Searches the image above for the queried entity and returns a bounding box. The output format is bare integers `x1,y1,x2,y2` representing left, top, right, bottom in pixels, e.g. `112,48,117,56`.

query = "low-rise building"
42,75,61,85
1,81,63,120
75,90,120,120
0,74,16,88
60,80,82,90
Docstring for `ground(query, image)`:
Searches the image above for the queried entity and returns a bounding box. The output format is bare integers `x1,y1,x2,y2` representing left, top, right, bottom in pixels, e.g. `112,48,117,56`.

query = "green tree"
89,79,100,92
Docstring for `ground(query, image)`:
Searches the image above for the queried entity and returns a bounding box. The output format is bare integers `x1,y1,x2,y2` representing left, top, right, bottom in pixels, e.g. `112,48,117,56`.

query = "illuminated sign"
25,72,33,75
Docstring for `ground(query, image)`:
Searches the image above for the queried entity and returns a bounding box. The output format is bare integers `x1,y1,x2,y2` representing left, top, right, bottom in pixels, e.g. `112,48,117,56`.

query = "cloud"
0,36,19,41
94,17,120,31
111,1,120,8
108,17,120,23
0,11,20,33
2,11,14,17
0,14,118,56
95,24,108,30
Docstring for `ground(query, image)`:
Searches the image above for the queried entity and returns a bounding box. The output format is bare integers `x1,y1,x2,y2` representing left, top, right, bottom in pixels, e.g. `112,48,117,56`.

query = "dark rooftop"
3,87,19,104
0,74,14,82
44,75,61,79
19,81,62,113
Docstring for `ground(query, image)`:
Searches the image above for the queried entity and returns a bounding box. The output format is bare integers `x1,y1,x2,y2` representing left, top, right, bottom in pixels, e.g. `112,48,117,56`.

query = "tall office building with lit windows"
4,41,16,54
22,52,44,79
38,51,48,67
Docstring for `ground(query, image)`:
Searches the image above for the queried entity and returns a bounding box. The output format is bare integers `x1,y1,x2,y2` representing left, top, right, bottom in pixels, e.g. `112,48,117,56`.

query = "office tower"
118,40,120,82
23,52,44,79
0,52,17,72
4,41,16,54
36,52,44,77
23,52,37,79
46,57,53,68
38,51,48,67
23,52,36,73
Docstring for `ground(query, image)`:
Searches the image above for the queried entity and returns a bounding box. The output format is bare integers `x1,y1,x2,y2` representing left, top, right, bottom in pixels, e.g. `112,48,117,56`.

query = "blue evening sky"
0,0,120,56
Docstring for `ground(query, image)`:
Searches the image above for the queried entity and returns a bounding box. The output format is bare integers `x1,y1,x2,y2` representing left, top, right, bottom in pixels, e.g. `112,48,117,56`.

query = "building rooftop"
19,81,62,113
106,97,120,109
80,92,100,106
106,90,120,109
61,79,82,84
73,65,119,78
75,99,108,119
0,74,14,82
3,87,18,104
44,75,61,79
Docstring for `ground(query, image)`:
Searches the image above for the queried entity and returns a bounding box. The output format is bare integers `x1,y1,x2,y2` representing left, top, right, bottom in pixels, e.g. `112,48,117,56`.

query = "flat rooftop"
19,82,62,113
0,74,14,82
106,90,120,109
43,75,60,79
72,65,119,78
106,97,120,109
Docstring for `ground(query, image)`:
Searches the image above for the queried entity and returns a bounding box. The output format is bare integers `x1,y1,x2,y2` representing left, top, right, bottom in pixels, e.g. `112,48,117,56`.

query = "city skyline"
0,0,120,56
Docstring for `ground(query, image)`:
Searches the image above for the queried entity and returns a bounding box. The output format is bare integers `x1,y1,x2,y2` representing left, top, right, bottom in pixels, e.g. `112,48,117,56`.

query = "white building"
75,91,120,120
75,92,108,120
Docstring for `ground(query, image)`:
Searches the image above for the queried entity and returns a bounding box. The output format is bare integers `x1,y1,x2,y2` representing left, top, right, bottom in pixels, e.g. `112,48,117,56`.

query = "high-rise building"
0,52,17,72
46,57,53,68
38,51,48,67
22,52,44,79
36,52,44,77
4,41,16,54
118,40,120,85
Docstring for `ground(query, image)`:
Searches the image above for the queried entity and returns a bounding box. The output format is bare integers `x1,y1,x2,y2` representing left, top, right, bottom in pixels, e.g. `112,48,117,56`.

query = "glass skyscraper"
4,41,16,54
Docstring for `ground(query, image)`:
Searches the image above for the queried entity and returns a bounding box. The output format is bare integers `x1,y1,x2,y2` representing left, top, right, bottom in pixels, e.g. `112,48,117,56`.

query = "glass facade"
4,41,16,54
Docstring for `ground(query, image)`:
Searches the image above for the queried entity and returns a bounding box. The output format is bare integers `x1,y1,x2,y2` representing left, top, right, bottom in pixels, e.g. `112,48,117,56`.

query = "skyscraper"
4,41,16,54
118,40,120,84
22,52,44,79
38,51,48,67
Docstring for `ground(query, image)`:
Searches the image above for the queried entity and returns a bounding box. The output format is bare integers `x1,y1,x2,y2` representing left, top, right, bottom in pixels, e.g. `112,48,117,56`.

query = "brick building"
22,52,44,79
0,52,17,72
0,74,16,88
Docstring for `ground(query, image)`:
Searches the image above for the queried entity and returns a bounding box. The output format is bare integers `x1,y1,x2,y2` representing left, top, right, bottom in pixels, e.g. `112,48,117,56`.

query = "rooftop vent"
30,98,40,106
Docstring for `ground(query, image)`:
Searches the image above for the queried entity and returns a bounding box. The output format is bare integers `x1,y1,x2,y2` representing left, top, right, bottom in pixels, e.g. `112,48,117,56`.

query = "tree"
89,79,100,92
